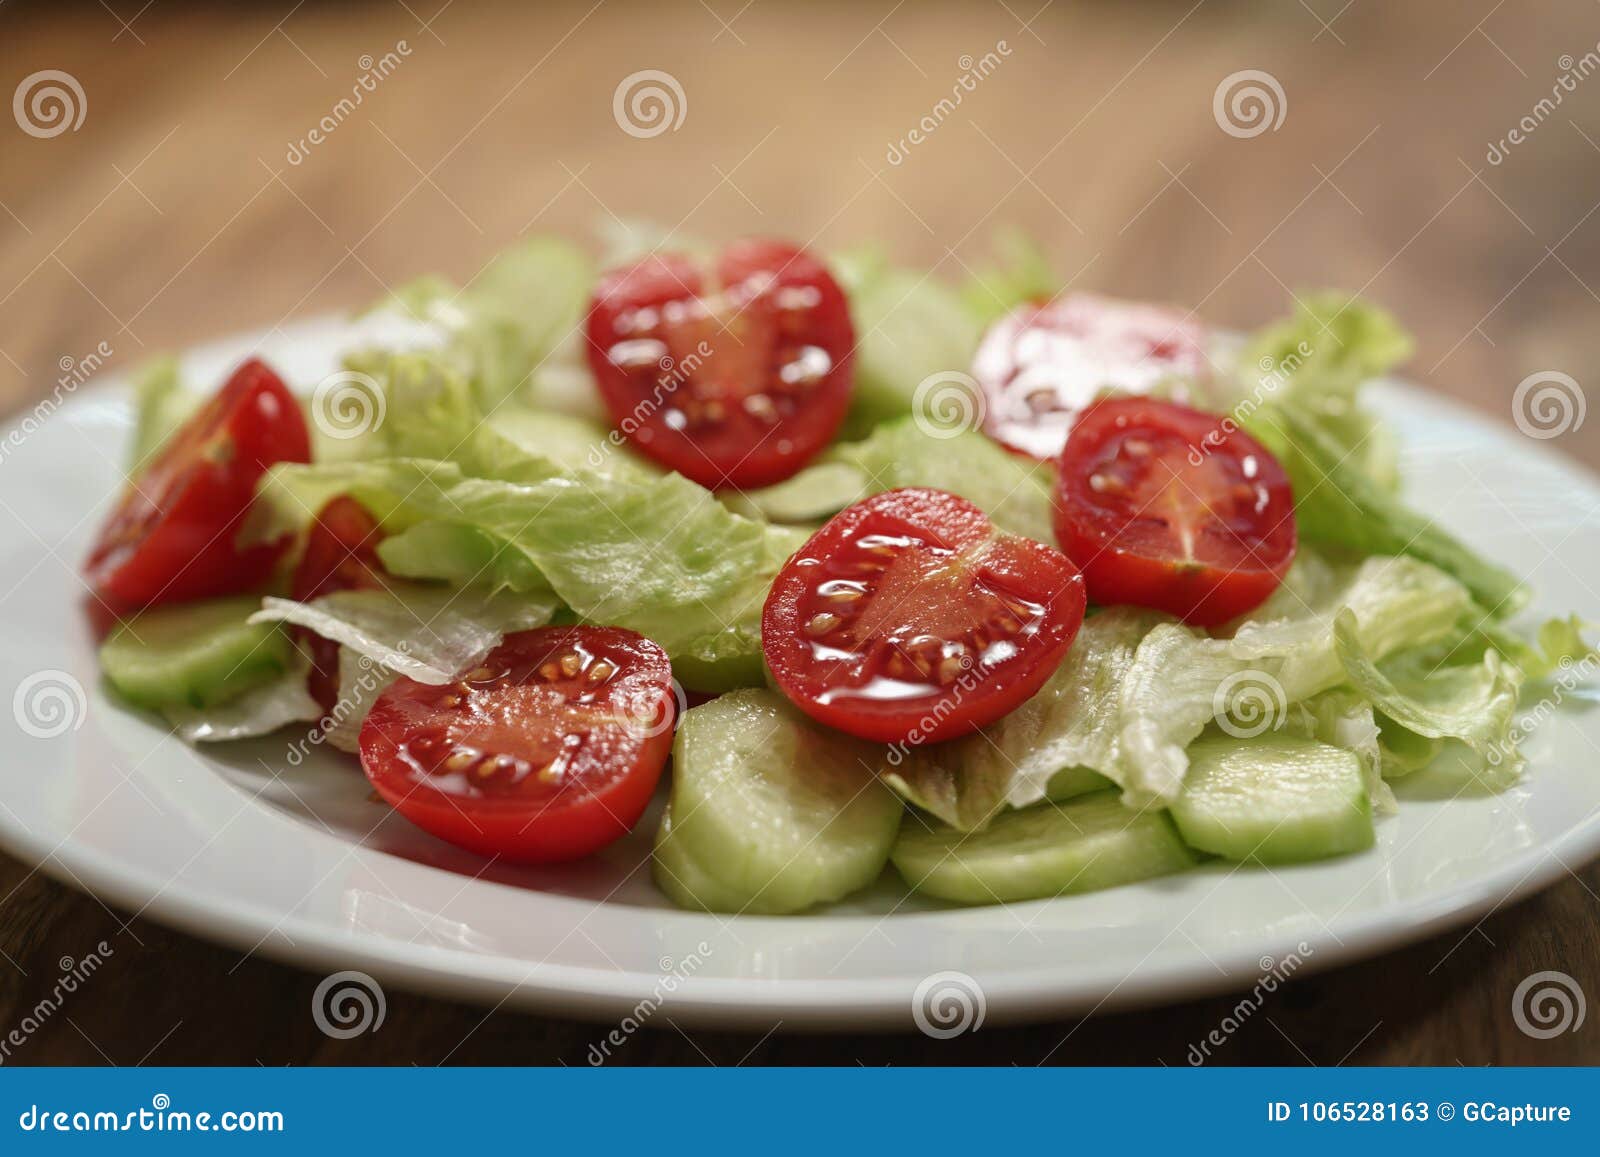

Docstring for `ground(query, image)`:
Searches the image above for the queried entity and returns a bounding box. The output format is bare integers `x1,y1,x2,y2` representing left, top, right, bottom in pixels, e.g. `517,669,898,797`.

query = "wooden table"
2,0,1598,1064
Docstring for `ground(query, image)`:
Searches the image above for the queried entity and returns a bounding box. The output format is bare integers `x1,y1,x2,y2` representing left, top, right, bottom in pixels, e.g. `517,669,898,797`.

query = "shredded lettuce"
1334,610,1524,778
164,653,322,744
1247,403,1525,614
956,229,1059,326
128,356,196,472
745,418,1056,544
1241,292,1413,405
250,584,556,684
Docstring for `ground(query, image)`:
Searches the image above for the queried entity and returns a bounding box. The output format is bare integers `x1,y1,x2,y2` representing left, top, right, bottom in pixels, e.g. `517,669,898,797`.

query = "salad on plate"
83,229,1592,915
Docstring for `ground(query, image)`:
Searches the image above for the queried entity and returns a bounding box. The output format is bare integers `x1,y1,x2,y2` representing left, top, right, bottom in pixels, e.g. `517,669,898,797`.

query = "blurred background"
2,0,1599,1064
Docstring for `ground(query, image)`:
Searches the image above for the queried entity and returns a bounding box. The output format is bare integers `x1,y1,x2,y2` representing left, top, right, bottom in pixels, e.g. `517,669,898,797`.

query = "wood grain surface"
2,0,1599,1065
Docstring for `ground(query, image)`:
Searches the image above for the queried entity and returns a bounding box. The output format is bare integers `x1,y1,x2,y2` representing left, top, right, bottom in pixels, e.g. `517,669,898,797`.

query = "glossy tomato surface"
585,239,855,490
973,293,1210,460
85,358,310,610
291,496,389,712
1052,397,1296,627
762,488,1086,744
359,626,676,864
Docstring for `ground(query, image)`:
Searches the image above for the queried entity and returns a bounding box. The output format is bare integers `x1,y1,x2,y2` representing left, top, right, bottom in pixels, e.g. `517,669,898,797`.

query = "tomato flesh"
973,293,1210,460
1052,397,1296,627
359,626,675,864
291,496,389,713
585,239,855,489
85,358,311,611
763,488,1086,744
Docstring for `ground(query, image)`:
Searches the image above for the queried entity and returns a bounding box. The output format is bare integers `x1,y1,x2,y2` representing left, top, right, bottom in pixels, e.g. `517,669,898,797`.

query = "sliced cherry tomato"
762,488,1086,744
1052,397,1296,627
359,626,676,864
291,496,389,712
85,358,310,610
973,293,1210,460
585,238,855,489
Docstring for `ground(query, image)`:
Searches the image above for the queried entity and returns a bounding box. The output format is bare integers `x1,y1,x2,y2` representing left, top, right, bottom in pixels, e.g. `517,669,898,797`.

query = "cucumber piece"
661,689,903,914
1171,734,1373,864
651,807,752,914
892,791,1198,905
100,597,294,711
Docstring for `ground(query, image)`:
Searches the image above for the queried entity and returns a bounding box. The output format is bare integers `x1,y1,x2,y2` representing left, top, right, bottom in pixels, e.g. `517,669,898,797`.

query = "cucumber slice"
661,689,903,914
1171,734,1373,864
651,807,752,914
100,597,294,711
892,791,1198,905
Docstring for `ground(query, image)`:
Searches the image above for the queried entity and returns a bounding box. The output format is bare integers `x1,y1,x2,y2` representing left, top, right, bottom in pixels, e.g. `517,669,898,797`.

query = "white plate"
2,316,1599,1032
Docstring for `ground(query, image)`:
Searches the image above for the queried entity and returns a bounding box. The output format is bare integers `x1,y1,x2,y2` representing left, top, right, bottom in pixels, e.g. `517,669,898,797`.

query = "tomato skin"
585,239,856,490
85,358,310,611
291,496,389,713
763,488,1086,744
1052,397,1296,627
359,626,675,864
973,294,1210,461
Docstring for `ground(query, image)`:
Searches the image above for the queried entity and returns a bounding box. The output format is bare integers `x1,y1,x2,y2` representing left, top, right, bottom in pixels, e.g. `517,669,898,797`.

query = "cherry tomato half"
291,496,389,713
585,239,855,490
973,293,1210,460
359,626,676,864
85,358,310,610
1052,397,1296,627
762,488,1086,744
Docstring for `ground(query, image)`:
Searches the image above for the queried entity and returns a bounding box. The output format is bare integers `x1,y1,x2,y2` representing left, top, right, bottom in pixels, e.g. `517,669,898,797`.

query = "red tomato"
359,626,676,864
1052,397,1296,627
85,358,310,610
291,496,389,713
762,488,1086,744
585,239,855,489
972,293,1210,460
